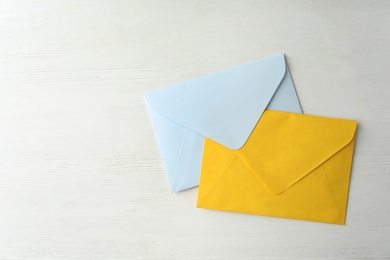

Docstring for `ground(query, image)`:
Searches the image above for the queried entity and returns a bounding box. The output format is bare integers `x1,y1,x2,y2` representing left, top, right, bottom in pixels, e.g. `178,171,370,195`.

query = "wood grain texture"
0,0,389,259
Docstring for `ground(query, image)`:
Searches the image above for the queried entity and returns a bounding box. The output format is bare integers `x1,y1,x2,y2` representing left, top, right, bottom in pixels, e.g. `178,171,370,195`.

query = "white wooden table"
0,1,389,259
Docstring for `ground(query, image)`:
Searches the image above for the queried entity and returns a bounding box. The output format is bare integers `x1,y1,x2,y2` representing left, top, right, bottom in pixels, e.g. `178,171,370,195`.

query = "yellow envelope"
197,110,357,225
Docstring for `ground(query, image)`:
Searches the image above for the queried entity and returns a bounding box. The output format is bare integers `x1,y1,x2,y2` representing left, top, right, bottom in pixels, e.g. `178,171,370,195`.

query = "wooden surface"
0,1,389,259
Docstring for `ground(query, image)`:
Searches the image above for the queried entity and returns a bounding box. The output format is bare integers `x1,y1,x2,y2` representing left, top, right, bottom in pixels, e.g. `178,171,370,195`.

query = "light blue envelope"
144,53,302,192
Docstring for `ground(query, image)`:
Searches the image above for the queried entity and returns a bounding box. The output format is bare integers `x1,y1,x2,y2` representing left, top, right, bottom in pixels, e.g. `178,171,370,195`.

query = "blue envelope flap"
145,54,287,150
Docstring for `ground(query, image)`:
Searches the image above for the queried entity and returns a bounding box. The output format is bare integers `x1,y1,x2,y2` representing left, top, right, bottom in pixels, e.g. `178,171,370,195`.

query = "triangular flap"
145,101,204,192
237,110,358,194
145,102,186,188
266,68,302,114
144,54,287,150
170,129,205,192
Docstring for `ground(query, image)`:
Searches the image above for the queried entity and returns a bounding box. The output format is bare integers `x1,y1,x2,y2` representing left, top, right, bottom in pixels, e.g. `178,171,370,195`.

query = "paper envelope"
197,110,358,225
144,54,302,192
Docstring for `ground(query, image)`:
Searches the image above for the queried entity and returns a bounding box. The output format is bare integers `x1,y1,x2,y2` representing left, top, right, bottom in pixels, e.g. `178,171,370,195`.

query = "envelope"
197,110,357,225
144,54,302,192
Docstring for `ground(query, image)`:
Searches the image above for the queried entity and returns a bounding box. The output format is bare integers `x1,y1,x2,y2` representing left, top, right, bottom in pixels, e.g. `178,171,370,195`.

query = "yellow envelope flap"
237,110,357,195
